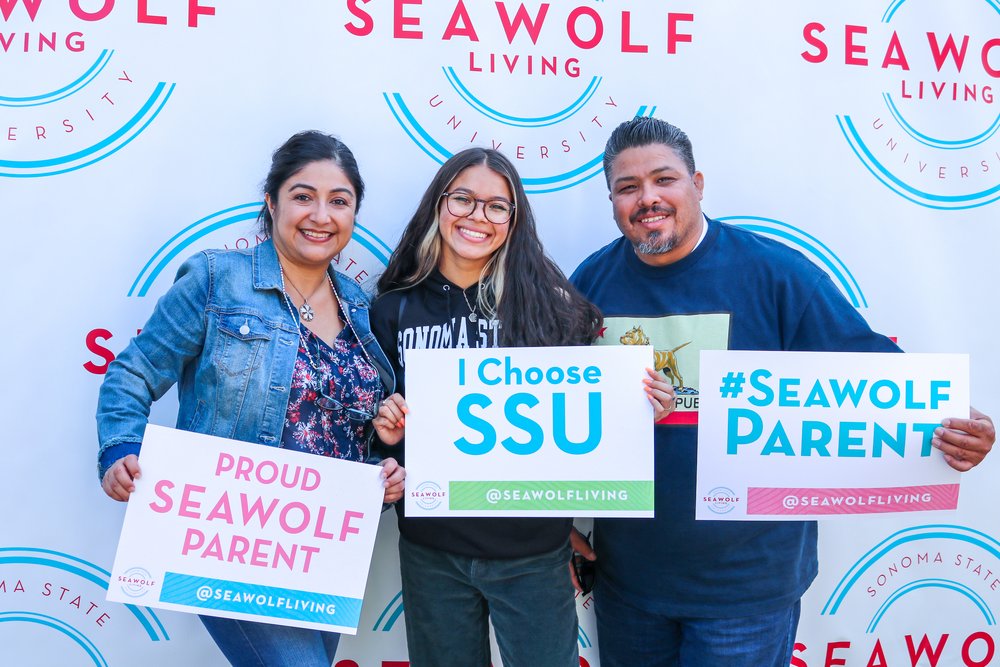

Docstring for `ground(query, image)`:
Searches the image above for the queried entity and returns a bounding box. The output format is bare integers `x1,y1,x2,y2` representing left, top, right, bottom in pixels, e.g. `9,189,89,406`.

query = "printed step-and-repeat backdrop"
1,1,997,665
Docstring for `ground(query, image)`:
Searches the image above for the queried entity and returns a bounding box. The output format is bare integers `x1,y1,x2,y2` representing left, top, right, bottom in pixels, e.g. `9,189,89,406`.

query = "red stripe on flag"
659,411,698,425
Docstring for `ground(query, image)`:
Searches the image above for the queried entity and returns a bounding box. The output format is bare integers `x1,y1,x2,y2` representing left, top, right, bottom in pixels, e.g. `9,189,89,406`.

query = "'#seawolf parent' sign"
696,352,969,520
404,346,654,517
107,425,385,634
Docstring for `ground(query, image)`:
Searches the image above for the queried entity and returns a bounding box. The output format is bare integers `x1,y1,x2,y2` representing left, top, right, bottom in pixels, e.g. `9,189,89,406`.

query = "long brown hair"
377,148,602,346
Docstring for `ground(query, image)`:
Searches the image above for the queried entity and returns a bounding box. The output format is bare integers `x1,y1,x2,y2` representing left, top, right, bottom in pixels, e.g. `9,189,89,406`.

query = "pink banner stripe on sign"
746,484,960,516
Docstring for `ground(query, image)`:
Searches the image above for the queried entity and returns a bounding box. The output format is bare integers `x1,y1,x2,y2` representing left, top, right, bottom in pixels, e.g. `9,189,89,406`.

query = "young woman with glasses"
369,148,604,667
96,131,406,666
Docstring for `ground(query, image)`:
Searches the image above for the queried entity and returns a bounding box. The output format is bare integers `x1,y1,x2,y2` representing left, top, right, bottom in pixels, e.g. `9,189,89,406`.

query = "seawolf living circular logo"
792,524,999,666
1,0,215,178
801,0,1000,209
341,0,697,192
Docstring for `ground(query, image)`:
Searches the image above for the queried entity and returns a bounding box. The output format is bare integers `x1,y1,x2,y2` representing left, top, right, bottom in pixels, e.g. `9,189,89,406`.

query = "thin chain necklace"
460,285,479,323
281,269,326,322
277,263,376,372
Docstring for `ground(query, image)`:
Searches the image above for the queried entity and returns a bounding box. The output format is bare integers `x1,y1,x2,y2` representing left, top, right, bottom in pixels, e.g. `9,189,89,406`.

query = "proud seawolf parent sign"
108,425,385,634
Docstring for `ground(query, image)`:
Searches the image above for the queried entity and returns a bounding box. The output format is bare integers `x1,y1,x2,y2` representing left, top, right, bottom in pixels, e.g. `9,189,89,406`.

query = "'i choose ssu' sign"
403,346,656,518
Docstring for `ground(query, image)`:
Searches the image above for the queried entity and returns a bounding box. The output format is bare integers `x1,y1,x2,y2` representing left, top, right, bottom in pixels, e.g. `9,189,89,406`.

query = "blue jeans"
595,580,800,667
200,615,340,666
398,535,579,667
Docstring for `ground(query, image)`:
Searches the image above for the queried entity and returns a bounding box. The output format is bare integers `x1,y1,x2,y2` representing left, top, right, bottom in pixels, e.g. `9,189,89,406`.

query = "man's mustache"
630,205,676,224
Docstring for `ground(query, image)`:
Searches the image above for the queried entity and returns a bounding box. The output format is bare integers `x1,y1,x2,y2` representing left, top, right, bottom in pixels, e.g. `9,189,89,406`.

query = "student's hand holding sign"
645,368,677,422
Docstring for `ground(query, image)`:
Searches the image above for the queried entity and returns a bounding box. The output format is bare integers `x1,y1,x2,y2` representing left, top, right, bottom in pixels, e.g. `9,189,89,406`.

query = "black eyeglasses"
315,393,377,423
441,192,514,225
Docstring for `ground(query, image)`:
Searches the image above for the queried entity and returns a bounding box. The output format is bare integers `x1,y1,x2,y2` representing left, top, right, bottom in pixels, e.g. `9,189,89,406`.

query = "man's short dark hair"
603,116,696,188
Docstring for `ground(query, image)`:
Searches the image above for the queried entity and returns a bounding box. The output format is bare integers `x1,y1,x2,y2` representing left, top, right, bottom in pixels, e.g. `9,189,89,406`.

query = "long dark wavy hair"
377,148,602,346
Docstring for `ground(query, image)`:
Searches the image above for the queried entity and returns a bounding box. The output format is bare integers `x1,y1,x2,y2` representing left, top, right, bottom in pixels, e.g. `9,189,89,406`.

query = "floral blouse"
280,323,382,461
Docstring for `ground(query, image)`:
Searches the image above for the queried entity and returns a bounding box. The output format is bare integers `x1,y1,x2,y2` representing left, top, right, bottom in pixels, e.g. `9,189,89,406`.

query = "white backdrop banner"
1,1,997,665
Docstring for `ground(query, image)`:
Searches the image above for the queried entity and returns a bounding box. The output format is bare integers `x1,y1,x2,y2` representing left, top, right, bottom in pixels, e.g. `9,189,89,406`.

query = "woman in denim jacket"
96,131,405,666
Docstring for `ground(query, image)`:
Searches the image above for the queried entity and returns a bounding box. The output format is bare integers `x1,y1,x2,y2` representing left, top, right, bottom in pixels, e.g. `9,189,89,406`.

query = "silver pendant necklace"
279,265,334,369
280,267,324,322
278,264,377,372
276,264,383,418
299,302,315,322
461,285,479,323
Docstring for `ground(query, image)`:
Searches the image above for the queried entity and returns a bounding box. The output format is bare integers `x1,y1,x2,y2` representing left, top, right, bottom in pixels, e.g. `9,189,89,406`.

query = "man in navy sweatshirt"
569,116,995,667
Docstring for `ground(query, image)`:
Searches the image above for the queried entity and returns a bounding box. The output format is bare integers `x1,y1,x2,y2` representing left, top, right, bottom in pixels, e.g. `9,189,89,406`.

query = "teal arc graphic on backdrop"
821,524,999,630
865,578,994,632
835,0,1000,208
0,547,169,642
0,612,108,666
383,82,657,193
128,203,392,297
718,216,868,309
883,93,1000,151
0,83,175,178
880,0,1000,150
882,0,1000,22
0,49,113,108
372,590,404,632
837,116,1000,210
443,67,603,128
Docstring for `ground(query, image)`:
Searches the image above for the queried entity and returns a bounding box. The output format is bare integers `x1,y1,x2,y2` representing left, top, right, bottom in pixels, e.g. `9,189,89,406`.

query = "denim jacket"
96,239,395,478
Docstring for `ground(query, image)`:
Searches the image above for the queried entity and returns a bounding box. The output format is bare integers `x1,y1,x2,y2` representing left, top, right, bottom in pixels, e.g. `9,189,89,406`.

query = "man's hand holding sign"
933,406,994,471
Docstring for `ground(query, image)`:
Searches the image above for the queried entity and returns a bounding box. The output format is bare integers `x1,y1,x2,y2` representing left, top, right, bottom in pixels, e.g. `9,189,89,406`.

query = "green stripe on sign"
449,481,653,511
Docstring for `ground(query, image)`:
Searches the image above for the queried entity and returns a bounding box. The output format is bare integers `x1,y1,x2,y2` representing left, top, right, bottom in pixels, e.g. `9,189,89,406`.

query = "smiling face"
265,159,357,272
436,163,513,284
608,143,705,267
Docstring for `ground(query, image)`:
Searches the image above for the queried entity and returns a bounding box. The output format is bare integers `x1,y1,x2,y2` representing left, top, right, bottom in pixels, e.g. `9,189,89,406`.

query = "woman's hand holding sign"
373,394,408,504
379,457,406,504
102,454,141,501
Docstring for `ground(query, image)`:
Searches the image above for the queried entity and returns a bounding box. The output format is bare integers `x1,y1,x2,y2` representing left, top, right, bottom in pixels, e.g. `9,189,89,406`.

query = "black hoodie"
370,269,573,558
